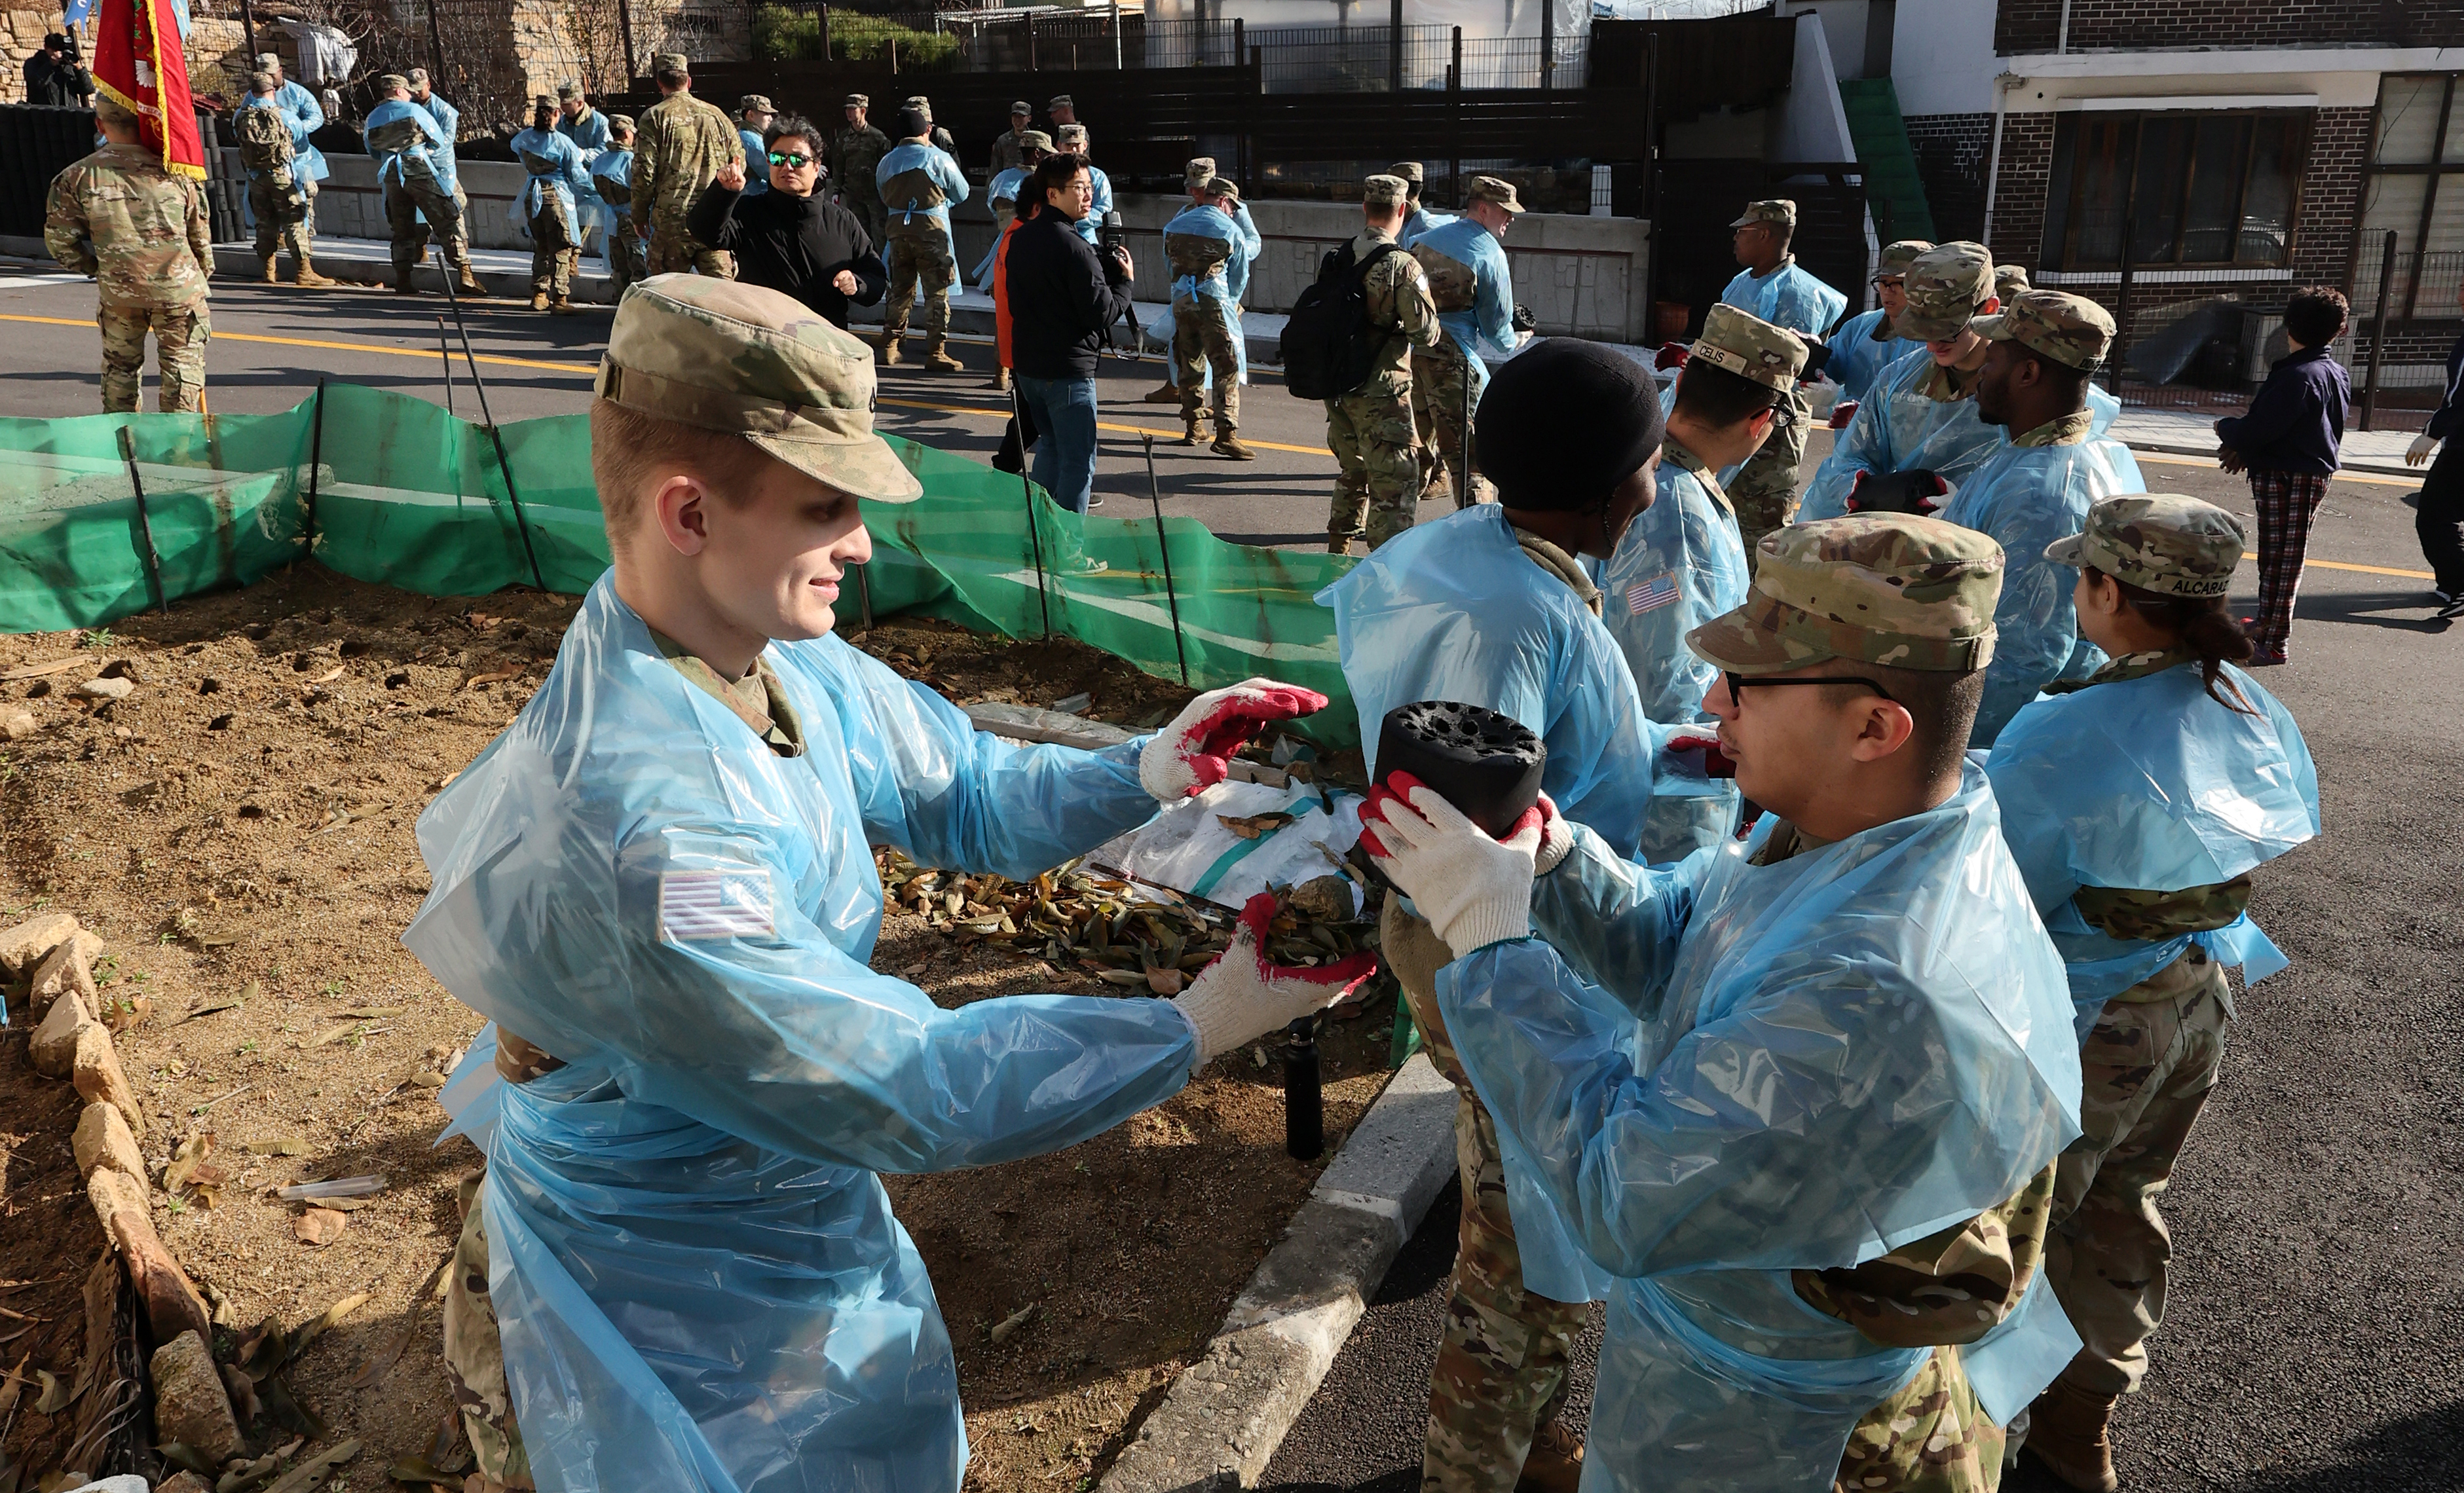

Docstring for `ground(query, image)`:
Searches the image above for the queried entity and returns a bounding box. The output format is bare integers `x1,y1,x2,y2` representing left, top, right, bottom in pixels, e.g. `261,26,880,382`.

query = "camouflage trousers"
646,208,734,278
528,202,581,302
605,209,646,299
2044,954,2230,1399
1383,900,1588,1493
247,176,314,263
1835,1345,2009,1493
384,174,468,279
1326,387,1427,551
444,1167,536,1491
98,299,208,413
1173,293,1241,433
1410,334,1489,507
1730,382,1811,569
884,232,956,337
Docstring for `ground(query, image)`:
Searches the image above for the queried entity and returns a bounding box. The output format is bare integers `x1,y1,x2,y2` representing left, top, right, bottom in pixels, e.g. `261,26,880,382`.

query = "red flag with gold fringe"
90,0,206,180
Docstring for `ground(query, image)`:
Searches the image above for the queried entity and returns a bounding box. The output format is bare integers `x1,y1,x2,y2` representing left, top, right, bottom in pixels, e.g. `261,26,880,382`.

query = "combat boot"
1422,467,1453,507
1174,417,1200,447
259,254,278,285
924,335,963,373
530,290,551,312
1516,1419,1585,1493
2025,1380,2121,1493
1211,429,1256,461
292,257,335,288
456,263,487,296
549,298,582,316
991,367,1011,393
394,273,419,295
1327,532,1354,556
880,327,906,367
1141,380,1180,404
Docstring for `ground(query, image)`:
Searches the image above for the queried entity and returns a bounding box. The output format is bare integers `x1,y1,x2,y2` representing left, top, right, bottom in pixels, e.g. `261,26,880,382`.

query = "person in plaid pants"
2214,287,2352,663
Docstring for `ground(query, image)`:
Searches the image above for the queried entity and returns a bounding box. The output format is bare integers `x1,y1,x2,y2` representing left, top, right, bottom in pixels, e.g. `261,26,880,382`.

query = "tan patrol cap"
1016,130,1054,153
2045,494,2245,599
1894,242,1993,341
1184,156,1217,191
1973,289,2116,371
903,94,932,117
1048,94,1074,109
253,52,280,69
376,73,410,92
597,276,923,504
557,81,582,101
247,69,276,92
1690,303,1809,393
1994,263,2032,300
1468,175,1524,213
1208,177,1242,202
1731,198,1796,229
1389,160,1426,185
844,93,869,107
654,52,688,73
1364,174,1410,208
407,67,431,84
1055,123,1089,150
1876,239,1932,278
739,94,775,116
1010,99,1032,115
1689,515,2004,674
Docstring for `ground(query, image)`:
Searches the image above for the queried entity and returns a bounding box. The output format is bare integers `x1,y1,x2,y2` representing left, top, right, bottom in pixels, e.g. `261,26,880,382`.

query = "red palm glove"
1172,893,1380,1068
1668,733,1738,779
1828,399,1859,430
1139,678,1330,802
1654,342,1691,372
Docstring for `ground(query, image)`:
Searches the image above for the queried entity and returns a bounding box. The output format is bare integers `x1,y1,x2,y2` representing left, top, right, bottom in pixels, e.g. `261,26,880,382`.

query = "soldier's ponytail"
2114,576,2258,714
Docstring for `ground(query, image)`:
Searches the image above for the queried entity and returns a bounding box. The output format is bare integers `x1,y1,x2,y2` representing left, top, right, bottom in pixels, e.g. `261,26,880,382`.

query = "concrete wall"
948,193,1654,342
1770,10,1856,163
1890,0,1996,117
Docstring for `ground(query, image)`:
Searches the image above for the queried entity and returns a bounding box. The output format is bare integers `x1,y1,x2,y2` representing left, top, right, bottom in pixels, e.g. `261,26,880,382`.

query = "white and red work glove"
1828,399,1859,431
1666,733,1738,779
1358,771,1542,959
1173,893,1378,1069
1139,678,1329,802
1654,342,1692,373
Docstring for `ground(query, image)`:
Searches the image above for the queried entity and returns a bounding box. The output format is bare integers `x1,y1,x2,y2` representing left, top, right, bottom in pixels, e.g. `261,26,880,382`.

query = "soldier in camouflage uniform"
234,70,333,286
365,74,481,297
988,99,1034,175
1165,174,1253,458
633,52,743,278
829,94,891,247
1718,199,1848,564
591,115,646,299
903,94,960,158
1325,174,1440,553
1408,175,1529,510
45,94,214,413
1996,262,2032,304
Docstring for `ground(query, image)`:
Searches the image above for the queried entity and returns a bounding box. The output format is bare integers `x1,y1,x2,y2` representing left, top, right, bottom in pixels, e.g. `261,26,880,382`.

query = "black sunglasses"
1723,670,1896,705
767,151,813,168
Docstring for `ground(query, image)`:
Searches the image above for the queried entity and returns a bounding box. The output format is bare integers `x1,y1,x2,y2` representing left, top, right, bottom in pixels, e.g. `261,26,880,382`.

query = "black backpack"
1280,240,1403,400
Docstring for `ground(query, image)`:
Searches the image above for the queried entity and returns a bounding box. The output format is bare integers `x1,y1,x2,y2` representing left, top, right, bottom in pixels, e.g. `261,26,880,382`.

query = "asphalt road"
1267,460,2464,1491
9,263,2459,1490
0,265,1382,551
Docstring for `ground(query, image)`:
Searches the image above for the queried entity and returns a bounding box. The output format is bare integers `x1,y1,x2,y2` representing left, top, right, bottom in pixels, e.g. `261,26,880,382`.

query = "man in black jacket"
24,34,94,107
686,112,887,329
1003,153,1134,525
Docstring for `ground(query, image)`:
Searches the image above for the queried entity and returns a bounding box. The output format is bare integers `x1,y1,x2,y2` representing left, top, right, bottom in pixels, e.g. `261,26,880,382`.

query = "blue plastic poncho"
556,105,610,160
1400,202,1457,246
413,90,461,185
1988,661,2320,1033
588,146,633,251
1938,434,2146,745
1821,308,1914,407
971,165,1030,290
364,98,455,194
1441,762,2083,1491
1802,370,2127,525
874,140,969,247
1594,451,1745,859
1162,200,1261,390
1072,164,1116,248
269,79,327,183
1413,217,1524,394
734,126,770,196
405,576,1197,1493
1719,257,1846,339
1317,504,1659,864
506,126,591,239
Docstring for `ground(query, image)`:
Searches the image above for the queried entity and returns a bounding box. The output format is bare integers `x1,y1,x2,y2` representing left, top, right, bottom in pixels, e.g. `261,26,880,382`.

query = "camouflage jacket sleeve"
184,177,212,280
1385,252,1442,350
631,109,662,221
2073,876,2252,942
1793,1164,2055,1349
43,163,96,276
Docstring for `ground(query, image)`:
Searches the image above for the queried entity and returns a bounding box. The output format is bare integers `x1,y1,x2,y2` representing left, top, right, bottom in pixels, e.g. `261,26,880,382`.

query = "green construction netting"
0,386,1363,741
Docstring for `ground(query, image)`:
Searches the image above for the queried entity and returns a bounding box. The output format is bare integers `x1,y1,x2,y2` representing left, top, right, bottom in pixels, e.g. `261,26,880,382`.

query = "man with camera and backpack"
1294,173,1440,555
235,70,333,287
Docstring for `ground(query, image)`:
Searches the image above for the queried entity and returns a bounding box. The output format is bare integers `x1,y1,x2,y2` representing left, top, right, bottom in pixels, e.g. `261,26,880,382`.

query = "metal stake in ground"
304,375,327,547
438,243,550,592
437,314,456,418
1284,1015,1324,1160
1456,358,1475,509
1141,433,1191,686
1011,384,1054,638
115,424,170,615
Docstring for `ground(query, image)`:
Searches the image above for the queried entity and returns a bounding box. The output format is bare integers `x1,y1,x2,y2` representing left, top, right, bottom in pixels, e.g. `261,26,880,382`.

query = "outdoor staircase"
1839,77,1937,245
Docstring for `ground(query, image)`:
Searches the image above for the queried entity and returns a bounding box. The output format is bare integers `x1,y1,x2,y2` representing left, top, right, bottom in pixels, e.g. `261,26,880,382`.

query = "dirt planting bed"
0,566,1398,1492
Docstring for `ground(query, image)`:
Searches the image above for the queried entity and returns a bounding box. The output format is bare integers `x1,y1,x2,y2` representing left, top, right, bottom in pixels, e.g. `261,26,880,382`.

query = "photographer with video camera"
1001,149,1133,529
25,33,93,107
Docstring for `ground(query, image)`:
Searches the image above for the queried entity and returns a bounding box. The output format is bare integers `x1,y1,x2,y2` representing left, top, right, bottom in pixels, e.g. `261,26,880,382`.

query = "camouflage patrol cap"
1048,94,1074,109
1184,156,1217,191
739,95,775,117
1011,100,1032,116
1055,123,1089,149
1016,130,1053,153
1691,303,1809,393
1363,174,1410,208
654,53,688,73
248,70,276,93
1468,175,1524,213
1730,198,1795,229
2045,494,2245,599
1876,238,1932,278
610,114,635,138
844,94,869,107
1894,241,1994,341
597,276,923,504
1994,263,2031,300
376,73,411,93
1689,515,2003,674
254,52,280,69
1973,289,2114,371
903,94,931,115
1389,161,1425,185
557,81,582,101
1207,177,1241,202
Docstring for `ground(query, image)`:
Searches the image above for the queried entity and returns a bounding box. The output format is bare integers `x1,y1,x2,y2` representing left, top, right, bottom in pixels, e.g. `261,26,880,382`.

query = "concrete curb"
1100,1051,1457,1493
2123,437,2414,480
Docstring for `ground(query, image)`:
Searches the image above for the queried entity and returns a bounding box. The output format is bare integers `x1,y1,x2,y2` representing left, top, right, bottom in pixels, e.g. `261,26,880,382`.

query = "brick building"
1850,0,2464,394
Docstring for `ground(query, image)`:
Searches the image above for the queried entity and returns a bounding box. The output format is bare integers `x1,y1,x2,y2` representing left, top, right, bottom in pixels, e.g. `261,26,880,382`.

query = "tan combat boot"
1516,1418,1585,1493
259,254,278,284
1211,428,1256,461
549,298,582,316
1423,467,1453,507
457,263,487,296
1141,380,1180,404
923,335,963,373
1174,417,1199,447
1326,532,1354,556
879,327,905,366
293,257,335,288
530,290,551,312
2025,1380,2121,1493
992,366,1011,393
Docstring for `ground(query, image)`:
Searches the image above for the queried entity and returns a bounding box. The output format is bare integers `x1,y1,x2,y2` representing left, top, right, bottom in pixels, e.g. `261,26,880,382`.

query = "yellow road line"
0,311,598,375
878,395,1335,458
2304,557,2435,580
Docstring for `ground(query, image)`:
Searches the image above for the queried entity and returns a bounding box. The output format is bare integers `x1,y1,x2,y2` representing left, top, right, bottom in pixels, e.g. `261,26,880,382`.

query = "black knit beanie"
1476,338,1668,512
896,106,930,140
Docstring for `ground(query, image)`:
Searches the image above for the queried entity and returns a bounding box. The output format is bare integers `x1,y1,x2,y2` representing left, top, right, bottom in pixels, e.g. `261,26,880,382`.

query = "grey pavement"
1266,457,2464,1492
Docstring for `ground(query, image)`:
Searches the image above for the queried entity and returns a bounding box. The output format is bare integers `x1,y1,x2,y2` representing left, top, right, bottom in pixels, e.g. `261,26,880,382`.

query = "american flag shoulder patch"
1626,574,1681,616
659,869,776,942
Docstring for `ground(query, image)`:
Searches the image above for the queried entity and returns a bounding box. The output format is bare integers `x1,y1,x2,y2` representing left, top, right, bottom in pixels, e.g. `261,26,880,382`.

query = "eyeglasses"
1766,399,1801,429
767,151,813,168
1722,671,1896,706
